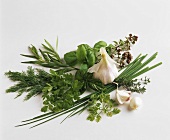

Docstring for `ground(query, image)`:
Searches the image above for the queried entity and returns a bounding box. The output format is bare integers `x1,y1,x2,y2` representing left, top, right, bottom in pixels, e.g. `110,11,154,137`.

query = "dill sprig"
5,67,51,100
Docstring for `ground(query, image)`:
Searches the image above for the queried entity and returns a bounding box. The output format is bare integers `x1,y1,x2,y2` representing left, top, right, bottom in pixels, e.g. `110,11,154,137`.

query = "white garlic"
88,47,119,85
129,97,143,110
116,90,131,104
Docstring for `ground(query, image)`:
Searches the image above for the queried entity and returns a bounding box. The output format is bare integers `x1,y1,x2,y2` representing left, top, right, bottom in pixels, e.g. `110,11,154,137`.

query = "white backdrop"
1,0,170,140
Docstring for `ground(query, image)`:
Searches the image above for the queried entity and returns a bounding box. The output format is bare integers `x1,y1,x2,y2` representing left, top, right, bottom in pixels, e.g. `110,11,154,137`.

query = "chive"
130,62,162,79
118,54,142,72
21,99,89,124
123,55,148,78
128,67,150,80
122,53,158,80
130,52,157,75
118,54,142,78
16,101,88,128
29,102,89,129
22,112,54,122
148,62,162,70
60,109,78,124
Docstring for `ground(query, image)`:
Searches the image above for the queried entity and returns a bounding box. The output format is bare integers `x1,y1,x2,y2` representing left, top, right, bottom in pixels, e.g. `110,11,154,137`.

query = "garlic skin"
116,90,131,104
88,47,119,85
129,97,143,110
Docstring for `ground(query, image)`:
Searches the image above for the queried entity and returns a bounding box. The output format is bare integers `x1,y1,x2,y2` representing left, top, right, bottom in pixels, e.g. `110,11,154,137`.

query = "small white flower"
116,89,131,104
88,47,119,85
129,97,143,110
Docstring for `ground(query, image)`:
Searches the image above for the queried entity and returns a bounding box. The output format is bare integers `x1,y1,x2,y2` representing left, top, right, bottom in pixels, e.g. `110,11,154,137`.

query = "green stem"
29,102,89,129
118,54,142,78
129,62,162,80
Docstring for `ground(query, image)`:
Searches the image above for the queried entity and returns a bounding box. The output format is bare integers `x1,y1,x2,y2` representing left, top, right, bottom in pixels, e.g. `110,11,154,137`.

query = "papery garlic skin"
116,90,131,104
130,97,143,110
88,47,119,85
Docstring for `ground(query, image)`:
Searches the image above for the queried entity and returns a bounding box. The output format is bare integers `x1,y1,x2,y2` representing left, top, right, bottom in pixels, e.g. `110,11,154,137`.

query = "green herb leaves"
64,44,96,67
87,93,120,122
94,41,107,50
76,44,87,62
5,34,162,128
41,69,85,113
86,49,96,67
21,39,66,69
64,51,77,66
5,67,51,100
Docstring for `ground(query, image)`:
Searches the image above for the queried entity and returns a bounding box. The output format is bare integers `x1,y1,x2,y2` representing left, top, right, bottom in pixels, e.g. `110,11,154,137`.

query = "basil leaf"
76,44,87,62
86,50,96,67
64,51,77,66
94,41,107,49
80,64,88,71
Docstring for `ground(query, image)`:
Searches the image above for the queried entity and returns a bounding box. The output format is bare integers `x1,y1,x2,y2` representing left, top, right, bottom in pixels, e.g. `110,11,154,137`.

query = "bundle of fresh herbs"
5,34,162,128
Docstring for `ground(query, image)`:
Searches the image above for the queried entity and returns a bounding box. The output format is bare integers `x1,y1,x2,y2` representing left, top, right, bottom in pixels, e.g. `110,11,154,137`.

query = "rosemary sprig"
21,39,69,69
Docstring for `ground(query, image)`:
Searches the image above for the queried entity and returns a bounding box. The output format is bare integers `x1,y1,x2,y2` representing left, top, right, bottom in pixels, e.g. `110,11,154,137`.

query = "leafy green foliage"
5,35,162,128
41,69,84,113
75,44,96,67
5,67,51,100
118,77,151,93
21,39,68,69
87,93,120,122
86,49,96,67
15,51,161,128
94,41,107,50
76,44,87,62
64,51,77,66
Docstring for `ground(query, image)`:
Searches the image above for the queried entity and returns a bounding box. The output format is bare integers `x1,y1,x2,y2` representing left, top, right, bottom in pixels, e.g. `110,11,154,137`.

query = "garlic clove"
129,97,143,110
100,47,119,67
88,61,101,73
88,47,119,85
116,90,131,104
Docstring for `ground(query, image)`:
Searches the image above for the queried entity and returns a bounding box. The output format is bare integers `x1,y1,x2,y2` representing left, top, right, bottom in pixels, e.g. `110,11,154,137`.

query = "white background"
1,0,170,140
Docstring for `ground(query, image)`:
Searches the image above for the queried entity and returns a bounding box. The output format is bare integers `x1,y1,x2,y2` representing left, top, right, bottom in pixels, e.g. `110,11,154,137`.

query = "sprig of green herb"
21,39,68,69
41,69,84,113
87,93,120,122
5,67,51,100
119,77,151,93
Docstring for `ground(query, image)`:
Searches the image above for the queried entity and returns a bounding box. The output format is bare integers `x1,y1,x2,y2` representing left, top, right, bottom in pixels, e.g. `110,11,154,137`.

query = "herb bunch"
5,34,162,128
5,67,51,100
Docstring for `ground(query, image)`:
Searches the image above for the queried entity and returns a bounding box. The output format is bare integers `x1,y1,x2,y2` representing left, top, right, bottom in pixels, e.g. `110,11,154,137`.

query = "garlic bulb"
88,47,119,85
116,90,131,104
129,97,143,110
